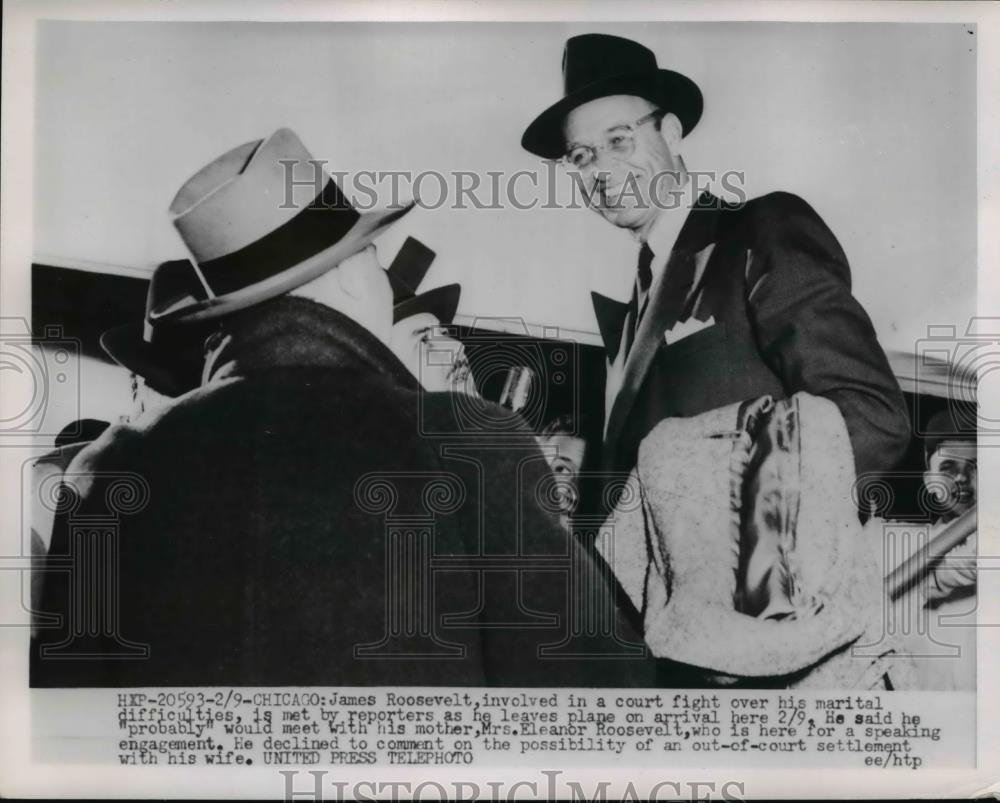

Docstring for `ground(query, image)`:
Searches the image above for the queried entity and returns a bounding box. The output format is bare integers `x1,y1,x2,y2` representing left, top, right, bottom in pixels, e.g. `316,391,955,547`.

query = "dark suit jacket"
595,192,910,483
33,300,657,687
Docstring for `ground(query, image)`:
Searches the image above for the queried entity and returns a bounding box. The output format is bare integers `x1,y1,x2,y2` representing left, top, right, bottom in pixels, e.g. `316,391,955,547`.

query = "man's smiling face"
925,440,977,522
563,94,684,237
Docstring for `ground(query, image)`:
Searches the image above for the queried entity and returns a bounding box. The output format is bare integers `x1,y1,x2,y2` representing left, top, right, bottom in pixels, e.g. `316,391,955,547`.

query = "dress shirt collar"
635,181,696,302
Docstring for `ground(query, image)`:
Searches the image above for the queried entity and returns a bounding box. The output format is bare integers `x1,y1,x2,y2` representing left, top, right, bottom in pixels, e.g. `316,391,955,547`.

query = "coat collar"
591,192,726,358
205,296,418,390
597,192,731,468
639,188,700,291
672,190,731,253
591,291,632,364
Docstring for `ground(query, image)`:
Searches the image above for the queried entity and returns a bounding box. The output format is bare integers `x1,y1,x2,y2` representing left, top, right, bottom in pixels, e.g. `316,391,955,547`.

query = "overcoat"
34,299,657,687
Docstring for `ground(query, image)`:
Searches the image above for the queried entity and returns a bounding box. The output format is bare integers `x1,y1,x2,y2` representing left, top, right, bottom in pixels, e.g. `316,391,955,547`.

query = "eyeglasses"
561,110,663,171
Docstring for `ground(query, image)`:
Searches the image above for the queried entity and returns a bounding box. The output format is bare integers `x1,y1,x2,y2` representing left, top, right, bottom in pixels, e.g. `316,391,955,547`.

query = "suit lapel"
603,195,726,467
604,248,696,459
591,291,631,363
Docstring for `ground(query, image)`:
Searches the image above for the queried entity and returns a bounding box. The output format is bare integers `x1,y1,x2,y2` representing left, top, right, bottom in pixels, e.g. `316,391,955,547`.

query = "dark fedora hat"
101,259,214,396
387,236,461,325
521,34,703,160
150,128,415,326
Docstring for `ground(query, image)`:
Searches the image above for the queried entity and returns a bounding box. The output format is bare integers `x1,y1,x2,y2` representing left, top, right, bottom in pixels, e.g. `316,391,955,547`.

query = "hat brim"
521,70,703,159
149,201,415,326
100,322,197,397
392,284,461,325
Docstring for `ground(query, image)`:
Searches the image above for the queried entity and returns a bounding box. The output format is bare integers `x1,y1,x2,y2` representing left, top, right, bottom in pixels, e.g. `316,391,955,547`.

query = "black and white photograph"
1,0,997,798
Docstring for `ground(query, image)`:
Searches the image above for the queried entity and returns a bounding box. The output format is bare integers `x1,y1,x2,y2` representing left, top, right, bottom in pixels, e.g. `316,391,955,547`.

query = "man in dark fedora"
522,34,911,490
29,260,209,634
385,236,479,396
34,128,657,687
101,258,218,417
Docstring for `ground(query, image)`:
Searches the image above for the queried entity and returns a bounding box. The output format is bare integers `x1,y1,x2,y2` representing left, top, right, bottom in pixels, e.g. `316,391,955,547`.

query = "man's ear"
658,112,683,152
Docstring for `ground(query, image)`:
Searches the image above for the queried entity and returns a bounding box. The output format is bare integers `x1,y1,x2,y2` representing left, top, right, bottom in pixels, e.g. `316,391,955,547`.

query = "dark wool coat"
33,298,658,687
595,192,911,483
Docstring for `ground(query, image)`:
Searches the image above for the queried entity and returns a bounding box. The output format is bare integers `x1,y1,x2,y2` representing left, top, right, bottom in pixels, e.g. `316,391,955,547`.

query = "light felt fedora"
522,34,703,160
151,128,414,325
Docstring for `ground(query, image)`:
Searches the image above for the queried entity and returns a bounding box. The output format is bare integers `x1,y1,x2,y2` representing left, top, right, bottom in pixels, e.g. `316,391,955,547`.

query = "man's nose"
583,166,608,194
952,462,972,483
589,153,620,182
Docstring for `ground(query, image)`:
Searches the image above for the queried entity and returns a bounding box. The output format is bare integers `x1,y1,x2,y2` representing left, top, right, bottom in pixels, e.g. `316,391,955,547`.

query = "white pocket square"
664,315,716,347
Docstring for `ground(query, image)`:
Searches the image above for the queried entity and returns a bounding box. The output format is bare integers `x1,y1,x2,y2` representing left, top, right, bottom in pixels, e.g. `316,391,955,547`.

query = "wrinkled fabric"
599,392,915,688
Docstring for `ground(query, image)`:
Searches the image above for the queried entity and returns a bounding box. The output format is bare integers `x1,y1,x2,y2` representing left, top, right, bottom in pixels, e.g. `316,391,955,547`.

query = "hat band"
197,179,360,296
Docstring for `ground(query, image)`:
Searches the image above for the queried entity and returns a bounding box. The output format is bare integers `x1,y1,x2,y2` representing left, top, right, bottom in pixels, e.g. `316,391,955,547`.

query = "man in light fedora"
34,128,657,687
102,241,468,407
522,34,910,494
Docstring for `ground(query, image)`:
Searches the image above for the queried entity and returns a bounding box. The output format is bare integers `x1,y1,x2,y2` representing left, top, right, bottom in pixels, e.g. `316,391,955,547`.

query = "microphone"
498,366,536,413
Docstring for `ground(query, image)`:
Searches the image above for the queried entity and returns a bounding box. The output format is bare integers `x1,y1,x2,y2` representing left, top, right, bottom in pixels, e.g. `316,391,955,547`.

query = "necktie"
624,243,655,359
637,242,654,298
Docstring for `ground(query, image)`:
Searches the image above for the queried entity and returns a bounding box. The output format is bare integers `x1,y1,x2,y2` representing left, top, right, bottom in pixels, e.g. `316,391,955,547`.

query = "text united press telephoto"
2,2,996,800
